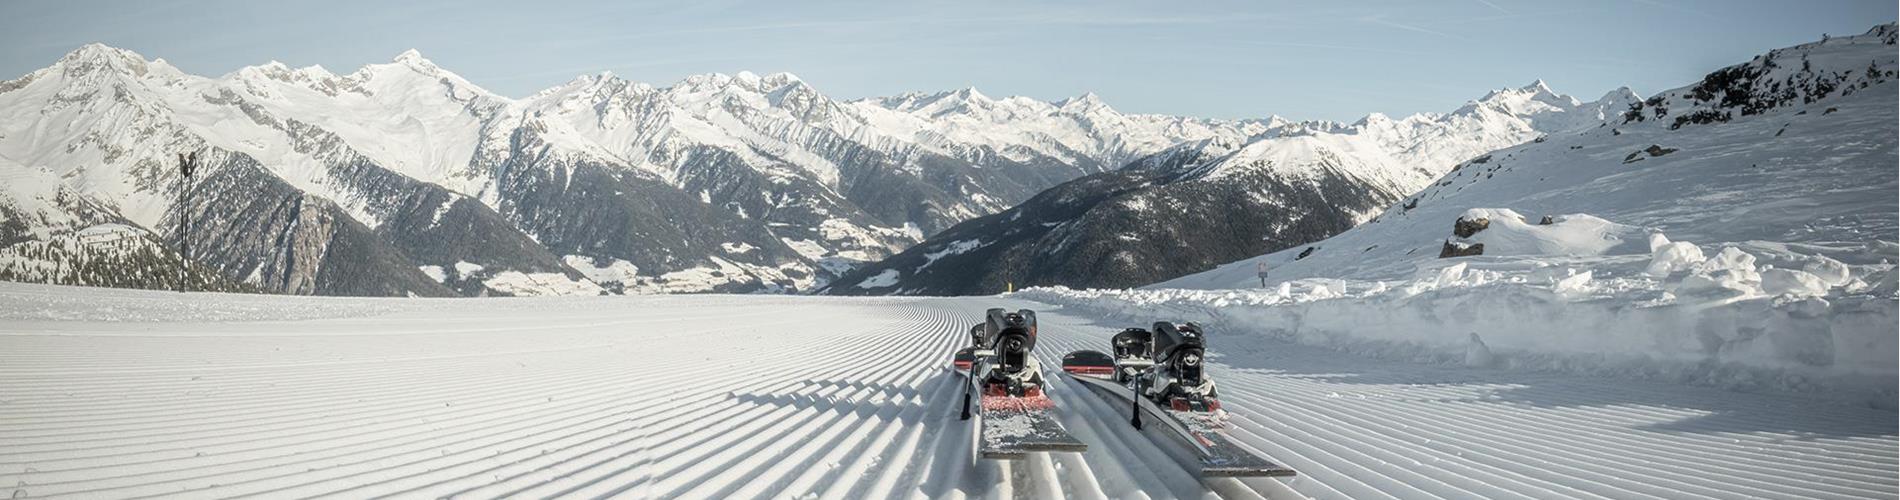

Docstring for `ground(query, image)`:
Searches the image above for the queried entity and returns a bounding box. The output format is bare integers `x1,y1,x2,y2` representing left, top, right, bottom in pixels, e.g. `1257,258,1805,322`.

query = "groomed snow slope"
1,283,1893,499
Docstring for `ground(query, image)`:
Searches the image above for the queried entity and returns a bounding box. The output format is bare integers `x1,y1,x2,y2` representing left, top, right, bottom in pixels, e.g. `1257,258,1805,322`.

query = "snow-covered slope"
1,282,1891,498
1030,25,1899,404
1166,24,1896,288
828,80,1616,295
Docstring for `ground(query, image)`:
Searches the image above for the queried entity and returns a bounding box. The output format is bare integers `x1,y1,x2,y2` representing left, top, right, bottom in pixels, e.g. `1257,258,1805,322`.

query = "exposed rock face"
1618,23,1897,130
1454,216,1492,238
1439,240,1485,258
173,151,455,297
489,140,809,292
1623,144,1679,163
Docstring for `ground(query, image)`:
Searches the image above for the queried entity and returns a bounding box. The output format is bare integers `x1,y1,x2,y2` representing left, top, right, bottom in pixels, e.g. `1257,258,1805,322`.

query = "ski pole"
1130,371,1143,430
960,372,973,420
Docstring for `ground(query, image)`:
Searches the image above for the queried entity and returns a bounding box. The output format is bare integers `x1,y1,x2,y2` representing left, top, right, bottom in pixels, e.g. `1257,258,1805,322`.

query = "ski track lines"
0,293,1894,499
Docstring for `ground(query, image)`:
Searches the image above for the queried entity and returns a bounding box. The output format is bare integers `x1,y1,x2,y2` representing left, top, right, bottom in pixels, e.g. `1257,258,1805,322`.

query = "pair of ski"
953,309,1295,478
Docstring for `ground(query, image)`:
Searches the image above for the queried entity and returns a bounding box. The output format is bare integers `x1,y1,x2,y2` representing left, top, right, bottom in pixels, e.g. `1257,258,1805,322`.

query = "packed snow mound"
1451,208,1648,257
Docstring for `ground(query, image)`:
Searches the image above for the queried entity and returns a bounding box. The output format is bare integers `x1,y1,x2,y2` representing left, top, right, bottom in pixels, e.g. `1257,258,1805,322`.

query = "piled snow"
1455,209,1647,257
1645,234,1706,276
1762,267,1830,297
1021,235,1898,405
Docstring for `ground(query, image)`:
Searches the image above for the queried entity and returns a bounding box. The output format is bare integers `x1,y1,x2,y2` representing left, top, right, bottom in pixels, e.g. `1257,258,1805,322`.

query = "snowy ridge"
0,283,1891,498
853,87,1273,170
1183,79,1612,197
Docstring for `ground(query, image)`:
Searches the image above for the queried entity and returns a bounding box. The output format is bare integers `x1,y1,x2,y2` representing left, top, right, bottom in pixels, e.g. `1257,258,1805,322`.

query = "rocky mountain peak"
1055,91,1111,113
392,48,431,67
55,43,155,79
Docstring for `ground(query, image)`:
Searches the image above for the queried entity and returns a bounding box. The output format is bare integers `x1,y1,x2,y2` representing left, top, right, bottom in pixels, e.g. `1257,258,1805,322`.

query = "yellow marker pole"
1007,281,1014,293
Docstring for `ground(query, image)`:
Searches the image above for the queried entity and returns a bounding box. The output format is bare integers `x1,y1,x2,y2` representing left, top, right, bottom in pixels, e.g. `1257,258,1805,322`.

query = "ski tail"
975,354,1086,459
1061,355,1296,478
953,346,977,373
1060,350,1116,379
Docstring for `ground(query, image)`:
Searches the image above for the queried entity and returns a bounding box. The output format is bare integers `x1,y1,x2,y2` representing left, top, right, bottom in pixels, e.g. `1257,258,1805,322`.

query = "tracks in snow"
0,288,1893,499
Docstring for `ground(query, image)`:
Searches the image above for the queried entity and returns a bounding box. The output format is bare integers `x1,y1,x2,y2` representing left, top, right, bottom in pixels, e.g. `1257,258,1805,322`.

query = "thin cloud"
1626,0,1723,21
1238,40,1443,58
542,11,1280,49
1438,6,1602,25
1361,16,1473,41
1472,0,1511,14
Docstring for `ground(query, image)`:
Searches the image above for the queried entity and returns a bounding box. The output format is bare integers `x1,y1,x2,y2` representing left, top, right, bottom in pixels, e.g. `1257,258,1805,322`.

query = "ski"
955,308,1087,460
1061,323,1296,478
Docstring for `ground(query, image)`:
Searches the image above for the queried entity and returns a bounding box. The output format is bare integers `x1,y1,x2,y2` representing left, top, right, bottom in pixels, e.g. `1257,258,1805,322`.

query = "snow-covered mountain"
1163,23,1897,289
0,45,1261,296
1027,24,1898,403
825,78,1629,295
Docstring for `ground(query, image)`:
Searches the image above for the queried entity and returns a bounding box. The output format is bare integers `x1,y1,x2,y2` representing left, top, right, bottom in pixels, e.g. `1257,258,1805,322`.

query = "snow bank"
1020,236,1898,407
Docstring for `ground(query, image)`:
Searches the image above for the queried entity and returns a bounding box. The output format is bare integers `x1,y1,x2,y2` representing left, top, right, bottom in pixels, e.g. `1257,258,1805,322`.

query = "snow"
1646,238,1707,277
562,254,640,285
1761,267,1830,297
0,282,1891,498
917,238,983,271
1117,28,1898,410
480,271,603,297
854,268,900,289
1455,209,1646,257
418,265,447,283
1023,242,1899,405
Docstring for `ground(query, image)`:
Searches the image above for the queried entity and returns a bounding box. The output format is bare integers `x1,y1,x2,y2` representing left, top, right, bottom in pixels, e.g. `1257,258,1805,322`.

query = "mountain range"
823,79,1637,294
0,45,1267,295
11,24,1884,298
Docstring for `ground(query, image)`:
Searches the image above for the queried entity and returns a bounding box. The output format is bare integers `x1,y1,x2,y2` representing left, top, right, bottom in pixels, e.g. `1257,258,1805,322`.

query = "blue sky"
1,0,1892,121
